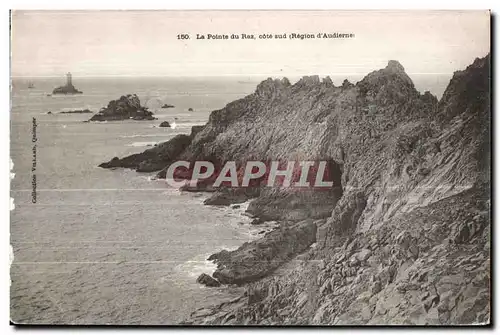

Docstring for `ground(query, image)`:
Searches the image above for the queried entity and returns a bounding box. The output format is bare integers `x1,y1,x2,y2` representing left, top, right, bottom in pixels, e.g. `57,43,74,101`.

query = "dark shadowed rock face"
159,121,171,128
89,94,156,121
52,84,82,95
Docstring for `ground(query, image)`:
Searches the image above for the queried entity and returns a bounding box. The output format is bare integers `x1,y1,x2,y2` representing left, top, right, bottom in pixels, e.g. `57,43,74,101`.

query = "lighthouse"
52,72,82,94
66,72,72,87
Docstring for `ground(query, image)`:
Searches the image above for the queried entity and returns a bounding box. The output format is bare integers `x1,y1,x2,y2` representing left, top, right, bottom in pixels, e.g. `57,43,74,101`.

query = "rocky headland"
99,55,490,325
89,94,157,121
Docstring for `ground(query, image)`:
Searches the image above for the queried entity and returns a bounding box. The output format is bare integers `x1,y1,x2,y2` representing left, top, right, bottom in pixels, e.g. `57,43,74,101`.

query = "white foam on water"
10,158,14,180
58,107,94,113
175,122,205,129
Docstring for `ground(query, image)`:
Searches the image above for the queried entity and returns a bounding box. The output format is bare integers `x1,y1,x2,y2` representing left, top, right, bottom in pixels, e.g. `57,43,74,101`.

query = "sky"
11,10,490,78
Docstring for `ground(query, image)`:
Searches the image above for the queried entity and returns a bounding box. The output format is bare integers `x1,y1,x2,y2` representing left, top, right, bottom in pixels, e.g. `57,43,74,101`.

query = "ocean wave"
120,133,175,138
246,221,279,240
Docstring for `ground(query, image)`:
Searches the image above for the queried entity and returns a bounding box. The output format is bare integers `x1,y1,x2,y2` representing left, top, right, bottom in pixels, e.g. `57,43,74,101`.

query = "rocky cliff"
89,94,156,121
100,55,490,325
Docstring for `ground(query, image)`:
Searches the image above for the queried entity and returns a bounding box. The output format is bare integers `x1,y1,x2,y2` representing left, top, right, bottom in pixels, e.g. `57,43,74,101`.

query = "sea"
9,74,451,324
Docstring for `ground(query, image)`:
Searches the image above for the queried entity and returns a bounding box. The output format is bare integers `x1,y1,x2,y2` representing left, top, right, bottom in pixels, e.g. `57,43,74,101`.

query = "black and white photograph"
9,10,491,326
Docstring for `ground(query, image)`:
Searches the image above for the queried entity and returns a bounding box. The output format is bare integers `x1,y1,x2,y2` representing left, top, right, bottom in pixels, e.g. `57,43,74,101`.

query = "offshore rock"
182,55,490,325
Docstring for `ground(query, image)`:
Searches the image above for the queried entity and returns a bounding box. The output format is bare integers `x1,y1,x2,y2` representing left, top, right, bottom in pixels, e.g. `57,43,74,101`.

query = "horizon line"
11,72,455,79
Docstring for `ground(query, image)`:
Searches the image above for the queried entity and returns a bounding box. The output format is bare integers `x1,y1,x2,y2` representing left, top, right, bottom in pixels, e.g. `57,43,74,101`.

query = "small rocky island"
60,109,93,114
89,94,157,121
52,72,83,95
161,103,175,108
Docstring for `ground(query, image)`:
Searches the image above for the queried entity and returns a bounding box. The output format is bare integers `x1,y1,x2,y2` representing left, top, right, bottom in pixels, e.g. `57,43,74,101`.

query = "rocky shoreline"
98,54,490,325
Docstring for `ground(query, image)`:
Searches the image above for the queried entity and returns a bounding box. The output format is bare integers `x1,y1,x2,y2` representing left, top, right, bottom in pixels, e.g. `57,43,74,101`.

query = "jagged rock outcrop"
101,55,490,325
52,84,82,95
89,94,156,121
